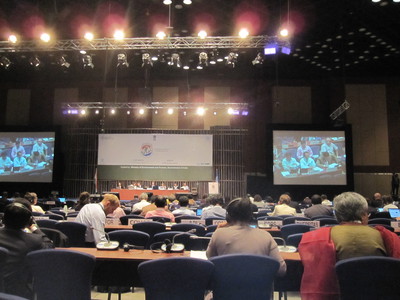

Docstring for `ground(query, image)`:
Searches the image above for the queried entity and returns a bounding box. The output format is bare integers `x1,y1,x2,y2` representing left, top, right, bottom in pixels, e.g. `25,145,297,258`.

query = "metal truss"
0,36,288,53
62,102,249,110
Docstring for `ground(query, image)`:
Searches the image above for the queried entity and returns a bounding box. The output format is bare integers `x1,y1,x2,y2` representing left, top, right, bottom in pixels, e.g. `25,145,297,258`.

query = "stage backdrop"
98,133,213,181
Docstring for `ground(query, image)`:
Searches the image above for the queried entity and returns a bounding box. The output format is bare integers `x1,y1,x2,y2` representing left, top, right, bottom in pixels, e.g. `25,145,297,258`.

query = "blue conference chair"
35,219,59,229
0,247,9,293
55,221,87,247
27,249,95,300
46,214,64,221
0,293,29,300
108,230,150,249
335,256,400,300
315,217,339,226
138,257,214,300
171,223,206,236
209,254,280,300
310,215,335,220
119,214,144,225
280,224,315,241
368,218,392,226
132,221,166,245
282,216,311,225
286,233,304,248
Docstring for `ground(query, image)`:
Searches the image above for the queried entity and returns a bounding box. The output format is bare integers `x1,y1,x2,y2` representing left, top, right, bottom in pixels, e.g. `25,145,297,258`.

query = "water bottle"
63,204,68,214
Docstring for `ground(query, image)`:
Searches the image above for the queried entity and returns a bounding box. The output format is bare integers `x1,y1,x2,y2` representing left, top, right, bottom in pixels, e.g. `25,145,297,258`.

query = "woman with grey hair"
298,191,400,300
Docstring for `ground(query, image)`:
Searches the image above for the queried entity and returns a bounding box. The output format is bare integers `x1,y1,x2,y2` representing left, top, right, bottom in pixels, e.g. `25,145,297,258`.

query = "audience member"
145,196,175,222
0,191,9,212
0,151,13,170
304,194,334,218
131,192,150,214
299,197,312,210
321,194,333,206
13,151,27,169
25,192,45,214
300,151,316,171
298,192,400,299
140,195,157,217
297,140,313,160
206,197,286,276
253,194,265,208
10,141,25,160
281,152,299,172
74,191,90,211
0,200,53,298
382,194,398,211
320,138,338,157
270,194,296,216
172,196,196,216
75,194,120,246
107,204,126,219
201,196,226,219
31,138,48,156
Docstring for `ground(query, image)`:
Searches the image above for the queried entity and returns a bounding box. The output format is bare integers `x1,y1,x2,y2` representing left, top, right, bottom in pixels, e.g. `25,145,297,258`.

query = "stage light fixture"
156,31,166,39
183,0,192,4
163,0,172,5
84,32,94,41
198,30,207,39
117,53,129,67
226,52,238,68
213,111,217,115
281,46,291,55
127,110,131,115
167,108,174,115
139,108,145,115
183,111,187,116
58,55,70,69
40,33,51,43
111,109,116,114
198,52,208,67
169,53,181,68
80,109,86,115
82,54,94,69
239,28,249,38
227,108,234,115
264,44,278,55
29,56,41,68
0,56,12,69
252,52,264,65
8,35,17,43
113,30,125,40
196,107,205,116
142,53,153,67
280,28,289,37
95,110,99,114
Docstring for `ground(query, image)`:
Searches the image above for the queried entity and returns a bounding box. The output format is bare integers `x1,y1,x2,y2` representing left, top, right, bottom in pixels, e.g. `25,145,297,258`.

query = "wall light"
167,108,174,115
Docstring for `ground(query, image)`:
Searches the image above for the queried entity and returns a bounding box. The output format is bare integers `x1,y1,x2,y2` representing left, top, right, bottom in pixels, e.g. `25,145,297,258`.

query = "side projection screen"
273,130,348,185
98,134,213,181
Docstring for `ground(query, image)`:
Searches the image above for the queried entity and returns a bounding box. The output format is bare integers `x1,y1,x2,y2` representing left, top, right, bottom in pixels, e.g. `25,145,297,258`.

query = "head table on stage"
111,189,189,200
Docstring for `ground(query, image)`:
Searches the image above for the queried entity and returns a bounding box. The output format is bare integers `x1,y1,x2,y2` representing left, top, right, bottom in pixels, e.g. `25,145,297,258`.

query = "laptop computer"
389,208,400,218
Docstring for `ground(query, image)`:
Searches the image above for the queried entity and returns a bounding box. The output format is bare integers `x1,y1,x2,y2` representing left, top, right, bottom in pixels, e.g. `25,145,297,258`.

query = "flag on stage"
94,167,98,193
215,168,219,183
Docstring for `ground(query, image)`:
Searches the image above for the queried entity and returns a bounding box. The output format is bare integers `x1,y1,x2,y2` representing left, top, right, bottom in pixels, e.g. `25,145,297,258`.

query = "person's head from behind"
78,191,90,204
4,202,32,229
322,152,329,158
279,194,291,205
210,195,224,207
24,192,34,204
285,152,292,160
334,192,368,225
311,194,322,205
382,194,393,205
101,194,120,215
178,196,189,207
226,198,253,225
139,192,149,201
155,196,167,208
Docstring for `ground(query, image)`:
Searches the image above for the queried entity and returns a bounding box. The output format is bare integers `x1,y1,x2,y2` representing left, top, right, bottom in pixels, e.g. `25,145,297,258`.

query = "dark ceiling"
0,0,399,82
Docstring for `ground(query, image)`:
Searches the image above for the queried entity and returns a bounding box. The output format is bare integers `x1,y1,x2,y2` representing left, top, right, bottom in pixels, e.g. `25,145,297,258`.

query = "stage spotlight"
117,53,129,67
8,35,17,43
213,111,217,115
252,52,264,65
154,110,158,115
82,54,94,69
239,28,249,38
40,33,50,43
226,52,238,68
156,31,166,39
142,53,153,67
168,53,181,68
198,30,207,39
198,52,208,67
183,111,187,116
84,32,94,41
227,108,234,115
127,110,131,115
29,56,41,68
139,108,145,115
113,30,125,40
264,44,278,55
58,55,70,69
0,56,12,69
183,65,190,70
95,110,99,114
196,107,205,116
163,0,172,4
80,109,86,115
183,0,192,4
167,108,174,115
111,109,116,114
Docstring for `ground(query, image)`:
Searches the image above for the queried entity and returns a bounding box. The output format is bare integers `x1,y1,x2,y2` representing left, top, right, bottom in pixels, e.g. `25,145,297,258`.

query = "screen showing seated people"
273,130,347,185
0,132,55,183
98,134,213,181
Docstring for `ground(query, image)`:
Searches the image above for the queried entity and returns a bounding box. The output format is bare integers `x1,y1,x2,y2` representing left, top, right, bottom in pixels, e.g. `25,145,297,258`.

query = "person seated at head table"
270,194,296,216
172,183,179,190
158,182,167,190
28,151,46,167
0,150,13,170
11,141,25,160
31,138,48,156
180,182,190,190
320,137,338,157
297,140,313,160
316,151,338,169
151,181,159,190
298,192,400,300
135,182,143,189
299,151,316,171
13,151,27,169
281,152,299,172
206,197,286,276
145,196,175,222
172,196,196,216
116,182,124,189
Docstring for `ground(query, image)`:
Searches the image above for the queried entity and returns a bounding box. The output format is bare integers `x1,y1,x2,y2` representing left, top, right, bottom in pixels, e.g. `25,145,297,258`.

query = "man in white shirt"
131,192,150,213
31,138,48,156
75,194,120,245
201,196,226,219
172,196,196,216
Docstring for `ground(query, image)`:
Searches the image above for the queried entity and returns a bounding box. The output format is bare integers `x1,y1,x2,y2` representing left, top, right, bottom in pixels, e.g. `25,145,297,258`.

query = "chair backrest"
335,256,400,300
66,212,79,218
206,224,218,233
132,221,166,240
174,215,201,223
49,210,66,217
46,214,64,221
278,214,295,219
282,216,311,225
149,217,171,223
368,218,392,226
0,247,9,293
108,230,150,248
0,292,29,300
27,249,95,300
316,218,339,226
54,222,87,247
36,219,59,229
40,228,69,247
280,224,315,241
152,231,197,251
286,233,304,248
119,214,144,225
170,223,206,236
138,257,214,300
31,212,44,216
310,215,335,220
209,254,279,300
369,224,395,232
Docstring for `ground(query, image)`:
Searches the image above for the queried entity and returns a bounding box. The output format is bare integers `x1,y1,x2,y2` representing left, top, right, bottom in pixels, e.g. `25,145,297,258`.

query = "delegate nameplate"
181,219,206,225
295,220,320,228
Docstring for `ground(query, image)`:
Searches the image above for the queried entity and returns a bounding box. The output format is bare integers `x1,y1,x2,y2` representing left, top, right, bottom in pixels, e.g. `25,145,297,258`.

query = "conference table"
111,188,189,200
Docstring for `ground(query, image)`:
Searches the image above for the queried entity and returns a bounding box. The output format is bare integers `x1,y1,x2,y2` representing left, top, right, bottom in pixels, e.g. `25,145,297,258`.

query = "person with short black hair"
172,196,196,216
201,196,226,219
206,197,286,276
74,191,90,211
144,196,175,222
304,194,334,218
0,199,53,298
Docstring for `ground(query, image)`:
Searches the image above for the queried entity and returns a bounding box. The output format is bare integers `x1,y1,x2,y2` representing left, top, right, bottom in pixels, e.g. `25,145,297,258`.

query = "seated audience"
140,195,157,217
270,194,296,216
172,196,196,216
25,192,45,214
145,196,175,222
321,194,332,206
131,192,150,214
74,191,90,211
0,151,13,170
304,194,334,218
0,191,9,212
297,140,313,160
281,152,299,172
316,151,338,168
13,151,27,169
300,151,316,170
299,197,312,210
382,194,398,211
107,204,126,219
151,181,158,190
28,151,46,167
253,194,265,208
180,182,190,190
201,196,226,219
298,192,400,299
0,199,53,298
206,197,286,276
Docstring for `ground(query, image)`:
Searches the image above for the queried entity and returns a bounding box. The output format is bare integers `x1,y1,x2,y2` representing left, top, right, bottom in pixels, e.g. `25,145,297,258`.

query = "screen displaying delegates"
0,132,55,183
273,130,347,185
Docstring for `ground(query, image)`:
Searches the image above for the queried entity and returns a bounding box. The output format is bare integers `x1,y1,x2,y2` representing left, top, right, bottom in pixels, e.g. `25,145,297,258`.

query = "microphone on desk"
91,227,119,250
189,235,212,240
158,229,197,253
273,237,297,253
123,243,145,252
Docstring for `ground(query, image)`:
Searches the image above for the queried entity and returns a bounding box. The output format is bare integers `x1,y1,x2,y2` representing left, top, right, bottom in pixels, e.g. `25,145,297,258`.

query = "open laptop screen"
389,208,400,218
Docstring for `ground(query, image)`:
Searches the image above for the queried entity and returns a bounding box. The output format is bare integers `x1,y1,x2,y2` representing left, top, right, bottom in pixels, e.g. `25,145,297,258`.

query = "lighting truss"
62,102,249,110
0,36,288,52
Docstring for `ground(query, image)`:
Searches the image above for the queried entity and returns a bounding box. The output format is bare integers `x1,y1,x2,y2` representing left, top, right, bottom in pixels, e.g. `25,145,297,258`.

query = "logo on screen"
141,144,153,156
